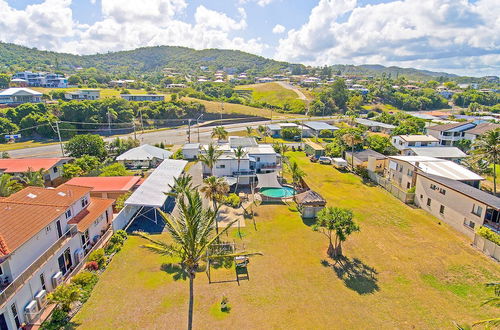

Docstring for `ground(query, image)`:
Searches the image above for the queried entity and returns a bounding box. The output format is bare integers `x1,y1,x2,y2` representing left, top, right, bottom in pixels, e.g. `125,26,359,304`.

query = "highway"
8,116,334,158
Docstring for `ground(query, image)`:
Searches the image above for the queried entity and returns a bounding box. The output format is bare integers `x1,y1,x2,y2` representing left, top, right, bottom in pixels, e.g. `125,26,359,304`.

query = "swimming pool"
260,186,297,198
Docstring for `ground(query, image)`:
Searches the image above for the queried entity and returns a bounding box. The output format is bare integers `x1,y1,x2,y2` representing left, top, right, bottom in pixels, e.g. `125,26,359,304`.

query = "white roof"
183,143,200,150
246,144,276,155
0,88,42,96
398,135,438,142
409,147,466,158
355,118,396,129
125,159,188,208
116,144,173,161
389,156,483,181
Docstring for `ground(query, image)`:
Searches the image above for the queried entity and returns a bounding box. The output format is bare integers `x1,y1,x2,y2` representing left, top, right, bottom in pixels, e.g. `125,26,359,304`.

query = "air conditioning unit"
74,249,85,264
35,289,47,309
52,271,63,288
24,300,39,323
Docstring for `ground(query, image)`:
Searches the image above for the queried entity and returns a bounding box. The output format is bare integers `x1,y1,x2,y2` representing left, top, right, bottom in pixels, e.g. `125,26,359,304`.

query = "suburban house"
303,121,339,135
405,147,467,162
304,141,325,158
266,123,312,138
116,144,172,169
64,89,100,101
387,156,483,190
0,184,113,329
0,88,43,105
65,176,141,204
109,80,135,88
11,72,67,88
391,135,439,153
415,172,499,239
120,94,165,102
0,158,72,186
197,137,280,185
463,122,500,142
426,122,477,146
182,143,201,160
355,118,396,134
345,149,386,170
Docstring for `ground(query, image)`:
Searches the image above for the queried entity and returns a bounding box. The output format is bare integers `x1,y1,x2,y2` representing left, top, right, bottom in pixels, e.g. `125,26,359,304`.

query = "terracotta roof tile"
68,197,114,232
0,158,71,173
65,176,141,193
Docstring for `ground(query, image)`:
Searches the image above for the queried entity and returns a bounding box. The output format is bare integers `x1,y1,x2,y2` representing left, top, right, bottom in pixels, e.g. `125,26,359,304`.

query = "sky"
0,0,499,76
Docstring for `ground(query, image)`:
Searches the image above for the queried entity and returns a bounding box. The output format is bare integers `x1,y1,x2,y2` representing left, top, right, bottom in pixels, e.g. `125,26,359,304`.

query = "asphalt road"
8,116,334,158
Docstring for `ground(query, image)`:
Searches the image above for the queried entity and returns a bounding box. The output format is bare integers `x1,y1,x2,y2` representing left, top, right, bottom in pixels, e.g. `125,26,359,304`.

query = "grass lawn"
73,152,499,329
362,103,401,113
235,83,306,113
31,87,152,98
0,140,59,152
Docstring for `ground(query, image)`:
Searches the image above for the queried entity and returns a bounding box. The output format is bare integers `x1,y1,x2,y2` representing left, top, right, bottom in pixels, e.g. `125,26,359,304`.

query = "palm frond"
472,317,500,327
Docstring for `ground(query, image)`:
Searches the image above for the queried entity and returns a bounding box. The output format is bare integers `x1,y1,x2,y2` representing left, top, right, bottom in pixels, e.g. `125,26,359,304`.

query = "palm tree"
136,190,237,330
200,176,229,235
287,161,306,189
198,143,223,176
472,128,499,194
245,126,253,136
0,174,22,197
234,146,248,192
342,132,363,170
211,126,228,142
20,168,46,187
168,174,195,198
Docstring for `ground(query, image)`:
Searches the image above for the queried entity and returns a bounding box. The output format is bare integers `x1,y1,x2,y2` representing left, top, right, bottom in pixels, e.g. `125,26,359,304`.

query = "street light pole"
197,114,203,143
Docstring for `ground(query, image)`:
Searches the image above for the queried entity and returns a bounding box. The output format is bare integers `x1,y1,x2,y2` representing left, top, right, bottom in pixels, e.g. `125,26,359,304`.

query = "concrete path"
276,81,308,101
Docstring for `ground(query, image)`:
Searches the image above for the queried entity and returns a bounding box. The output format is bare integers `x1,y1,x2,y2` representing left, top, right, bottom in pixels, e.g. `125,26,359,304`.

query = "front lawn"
73,152,499,328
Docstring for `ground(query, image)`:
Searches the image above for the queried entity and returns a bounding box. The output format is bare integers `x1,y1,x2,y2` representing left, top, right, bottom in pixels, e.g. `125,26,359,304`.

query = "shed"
182,143,200,160
295,190,327,219
304,141,325,157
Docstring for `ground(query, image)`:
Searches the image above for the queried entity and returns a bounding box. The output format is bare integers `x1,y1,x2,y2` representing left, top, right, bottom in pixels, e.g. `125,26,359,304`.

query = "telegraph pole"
55,121,65,156
133,120,137,140
187,119,192,143
107,110,111,136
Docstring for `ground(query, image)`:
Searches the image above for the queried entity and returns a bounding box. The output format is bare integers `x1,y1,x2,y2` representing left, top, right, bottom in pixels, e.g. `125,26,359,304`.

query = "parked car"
293,135,301,141
319,156,332,164
310,156,318,162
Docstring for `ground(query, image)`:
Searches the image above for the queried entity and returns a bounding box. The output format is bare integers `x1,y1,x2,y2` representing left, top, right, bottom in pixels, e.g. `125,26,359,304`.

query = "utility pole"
220,102,224,121
133,120,137,140
139,108,144,133
55,121,65,156
196,114,203,143
107,110,111,136
187,119,191,143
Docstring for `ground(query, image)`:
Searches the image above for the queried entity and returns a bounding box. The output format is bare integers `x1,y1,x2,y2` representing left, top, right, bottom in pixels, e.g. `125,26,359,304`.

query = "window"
427,198,431,206
464,220,476,229
439,205,445,214
408,142,415,146
81,230,90,250
81,198,88,208
53,166,58,173
256,157,261,162
420,194,423,199
0,265,3,276
439,188,446,195
40,273,46,291
406,182,411,189
407,169,413,176
45,225,51,233
10,304,20,328
216,164,225,169
399,166,403,173
472,204,483,217
65,210,72,219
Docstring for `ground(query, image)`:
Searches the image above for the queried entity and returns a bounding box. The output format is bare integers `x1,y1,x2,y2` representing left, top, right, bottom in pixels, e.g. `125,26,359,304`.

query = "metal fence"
367,171,415,204
473,234,500,262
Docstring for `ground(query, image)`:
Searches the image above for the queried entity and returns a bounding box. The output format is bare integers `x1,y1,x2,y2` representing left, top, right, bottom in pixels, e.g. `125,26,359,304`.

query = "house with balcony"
64,89,100,101
391,135,439,153
120,94,165,102
0,88,43,105
426,122,477,146
415,172,499,239
0,184,113,329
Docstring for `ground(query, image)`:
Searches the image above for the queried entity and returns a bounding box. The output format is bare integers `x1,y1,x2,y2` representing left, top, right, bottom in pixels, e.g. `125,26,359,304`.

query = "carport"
120,159,188,231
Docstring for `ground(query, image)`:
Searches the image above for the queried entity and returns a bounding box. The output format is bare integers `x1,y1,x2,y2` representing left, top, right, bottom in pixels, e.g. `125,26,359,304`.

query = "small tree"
211,126,228,142
245,126,253,136
48,284,82,312
200,176,229,235
314,207,359,257
234,146,247,192
198,143,223,175
20,168,46,187
65,134,107,160
0,174,22,197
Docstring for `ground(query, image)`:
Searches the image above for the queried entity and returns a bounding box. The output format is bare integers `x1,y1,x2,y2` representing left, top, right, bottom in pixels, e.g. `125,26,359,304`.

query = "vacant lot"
73,152,499,329
235,82,306,113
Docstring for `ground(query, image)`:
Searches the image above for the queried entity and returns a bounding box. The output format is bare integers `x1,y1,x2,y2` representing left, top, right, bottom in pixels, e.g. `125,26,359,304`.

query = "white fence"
367,170,415,204
473,234,500,262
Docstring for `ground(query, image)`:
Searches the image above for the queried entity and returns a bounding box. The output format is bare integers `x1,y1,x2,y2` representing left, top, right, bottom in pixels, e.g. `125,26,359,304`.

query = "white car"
318,156,332,164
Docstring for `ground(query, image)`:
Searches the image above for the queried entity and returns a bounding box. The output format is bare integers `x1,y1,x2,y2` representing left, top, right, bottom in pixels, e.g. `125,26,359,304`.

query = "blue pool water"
260,186,297,198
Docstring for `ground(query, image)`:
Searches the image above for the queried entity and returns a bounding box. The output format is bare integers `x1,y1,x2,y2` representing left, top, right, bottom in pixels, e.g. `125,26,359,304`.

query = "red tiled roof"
65,176,141,193
68,197,114,231
0,158,71,173
7,184,91,207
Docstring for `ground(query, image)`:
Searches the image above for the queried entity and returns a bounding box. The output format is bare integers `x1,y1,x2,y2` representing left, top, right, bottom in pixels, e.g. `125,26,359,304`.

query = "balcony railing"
0,225,78,308
233,170,255,176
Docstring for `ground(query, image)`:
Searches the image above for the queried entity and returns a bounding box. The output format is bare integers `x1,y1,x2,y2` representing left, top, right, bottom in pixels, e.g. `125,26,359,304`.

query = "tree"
99,163,131,176
200,176,229,235
48,283,82,312
0,118,19,142
455,139,472,153
0,74,10,89
314,207,359,257
342,132,363,169
234,146,247,192
472,129,499,194
287,161,306,189
65,134,107,160
245,126,253,136
198,143,223,175
211,126,228,142
20,168,45,187
0,174,22,197
68,75,82,85
366,135,398,155
168,173,195,198
281,127,301,140
63,155,101,179
347,94,364,111
135,190,236,330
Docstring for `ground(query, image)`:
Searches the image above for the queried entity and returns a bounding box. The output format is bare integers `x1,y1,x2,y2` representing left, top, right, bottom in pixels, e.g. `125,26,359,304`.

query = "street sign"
4,134,21,139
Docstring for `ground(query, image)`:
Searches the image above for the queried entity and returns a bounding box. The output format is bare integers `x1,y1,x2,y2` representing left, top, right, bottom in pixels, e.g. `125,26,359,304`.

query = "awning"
256,172,281,189
223,177,238,186
125,159,188,208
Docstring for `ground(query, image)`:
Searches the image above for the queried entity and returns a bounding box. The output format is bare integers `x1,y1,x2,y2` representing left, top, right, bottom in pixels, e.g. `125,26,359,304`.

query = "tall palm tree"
245,126,253,136
198,143,223,176
200,176,229,234
211,126,228,142
136,190,237,330
342,132,363,170
168,174,195,198
472,128,499,194
287,161,306,189
20,168,46,187
0,174,22,197
234,146,248,192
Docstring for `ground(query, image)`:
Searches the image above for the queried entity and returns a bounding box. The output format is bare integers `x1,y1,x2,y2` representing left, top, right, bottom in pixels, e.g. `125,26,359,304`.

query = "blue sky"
1,0,499,76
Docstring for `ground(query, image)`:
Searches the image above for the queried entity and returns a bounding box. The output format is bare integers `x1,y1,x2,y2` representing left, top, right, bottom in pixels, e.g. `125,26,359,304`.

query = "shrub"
71,271,99,303
115,192,132,211
106,230,128,253
281,127,301,139
355,166,369,180
47,284,82,312
223,193,240,208
87,249,107,269
40,307,69,330
85,261,99,271
319,129,334,138
172,149,183,160
477,226,500,245
407,186,416,193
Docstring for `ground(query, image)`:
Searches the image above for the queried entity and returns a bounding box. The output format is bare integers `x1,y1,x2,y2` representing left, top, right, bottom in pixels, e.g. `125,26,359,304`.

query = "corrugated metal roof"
408,147,466,158
116,144,173,161
303,121,339,131
125,159,187,208
355,118,396,129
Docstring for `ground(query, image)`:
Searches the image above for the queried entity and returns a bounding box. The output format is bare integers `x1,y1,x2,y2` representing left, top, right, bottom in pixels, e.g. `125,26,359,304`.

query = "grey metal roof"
409,147,466,158
116,144,172,161
267,124,281,130
418,172,500,209
355,118,396,129
125,159,188,208
303,121,339,131
347,149,386,162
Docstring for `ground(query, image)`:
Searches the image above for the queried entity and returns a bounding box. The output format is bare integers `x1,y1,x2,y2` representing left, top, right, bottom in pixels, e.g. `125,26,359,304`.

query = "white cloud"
272,24,285,34
275,0,500,76
239,0,274,7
